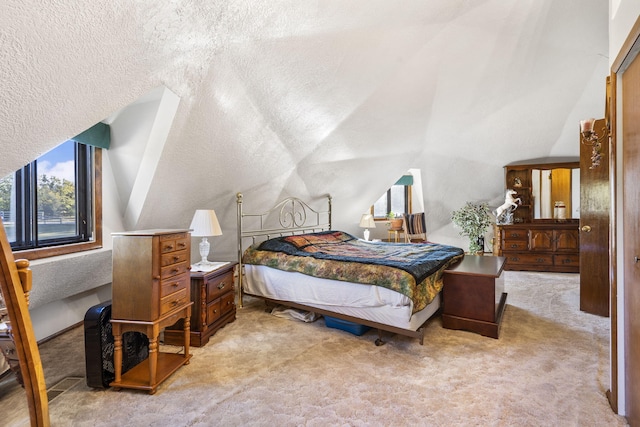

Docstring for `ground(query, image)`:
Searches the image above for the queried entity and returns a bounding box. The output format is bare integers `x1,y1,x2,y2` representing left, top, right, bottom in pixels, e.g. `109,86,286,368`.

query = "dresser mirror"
531,167,580,219
504,157,580,223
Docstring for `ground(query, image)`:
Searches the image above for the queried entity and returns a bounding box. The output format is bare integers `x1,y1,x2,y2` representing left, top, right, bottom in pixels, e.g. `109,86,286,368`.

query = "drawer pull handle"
173,256,180,262
178,242,186,248
213,309,218,314
510,244,518,248
217,283,226,290
171,282,179,288
165,245,174,251
171,268,179,274
171,300,179,307
536,258,545,263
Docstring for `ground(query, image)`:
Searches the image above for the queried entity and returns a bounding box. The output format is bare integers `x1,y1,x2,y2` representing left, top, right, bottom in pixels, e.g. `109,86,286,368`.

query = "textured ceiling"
0,0,609,256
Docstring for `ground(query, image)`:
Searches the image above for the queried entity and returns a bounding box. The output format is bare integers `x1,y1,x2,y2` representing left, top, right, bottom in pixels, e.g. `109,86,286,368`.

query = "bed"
236,193,464,345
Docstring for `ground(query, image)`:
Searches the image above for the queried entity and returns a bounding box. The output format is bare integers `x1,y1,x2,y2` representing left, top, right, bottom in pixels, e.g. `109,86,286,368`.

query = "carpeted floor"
0,271,629,426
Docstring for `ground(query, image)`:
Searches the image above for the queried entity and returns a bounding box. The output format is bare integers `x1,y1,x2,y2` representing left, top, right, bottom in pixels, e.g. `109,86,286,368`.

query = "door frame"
610,15,640,416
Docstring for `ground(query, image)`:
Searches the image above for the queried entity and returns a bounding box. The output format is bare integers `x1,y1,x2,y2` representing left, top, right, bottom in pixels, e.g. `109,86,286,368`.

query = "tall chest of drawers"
110,229,193,394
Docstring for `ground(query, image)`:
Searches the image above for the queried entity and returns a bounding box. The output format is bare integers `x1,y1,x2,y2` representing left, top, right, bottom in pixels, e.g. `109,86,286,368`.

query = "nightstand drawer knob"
217,283,226,290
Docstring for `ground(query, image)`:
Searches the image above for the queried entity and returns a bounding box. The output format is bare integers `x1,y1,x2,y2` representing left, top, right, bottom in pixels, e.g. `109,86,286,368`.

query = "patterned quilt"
242,231,464,313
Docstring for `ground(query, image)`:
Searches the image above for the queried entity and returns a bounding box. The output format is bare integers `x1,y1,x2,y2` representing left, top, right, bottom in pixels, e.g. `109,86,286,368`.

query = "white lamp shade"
189,209,223,237
359,214,376,228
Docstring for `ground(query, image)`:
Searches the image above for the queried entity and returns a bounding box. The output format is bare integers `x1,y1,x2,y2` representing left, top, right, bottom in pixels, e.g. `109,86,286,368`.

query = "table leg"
148,334,158,387
183,313,191,363
112,324,122,384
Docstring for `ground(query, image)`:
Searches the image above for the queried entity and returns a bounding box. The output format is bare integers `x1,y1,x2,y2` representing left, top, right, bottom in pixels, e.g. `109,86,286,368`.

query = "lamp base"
363,229,370,241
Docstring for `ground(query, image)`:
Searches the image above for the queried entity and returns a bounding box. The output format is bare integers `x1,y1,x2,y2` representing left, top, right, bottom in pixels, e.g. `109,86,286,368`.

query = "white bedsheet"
243,264,441,331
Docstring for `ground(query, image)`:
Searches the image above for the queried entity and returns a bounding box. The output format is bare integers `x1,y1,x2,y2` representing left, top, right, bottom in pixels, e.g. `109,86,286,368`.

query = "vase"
468,236,484,255
389,218,403,230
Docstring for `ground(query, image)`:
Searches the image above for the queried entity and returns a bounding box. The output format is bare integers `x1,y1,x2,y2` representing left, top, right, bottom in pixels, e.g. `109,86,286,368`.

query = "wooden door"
579,117,610,317
623,52,640,426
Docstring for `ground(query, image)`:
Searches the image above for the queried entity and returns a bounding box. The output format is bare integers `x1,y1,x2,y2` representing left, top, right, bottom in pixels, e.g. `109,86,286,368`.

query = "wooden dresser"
496,222,580,272
110,229,193,394
495,158,580,273
164,262,237,347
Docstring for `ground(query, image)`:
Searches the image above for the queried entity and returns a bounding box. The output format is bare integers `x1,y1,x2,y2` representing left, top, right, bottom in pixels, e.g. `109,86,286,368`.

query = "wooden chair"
402,212,428,243
0,219,49,426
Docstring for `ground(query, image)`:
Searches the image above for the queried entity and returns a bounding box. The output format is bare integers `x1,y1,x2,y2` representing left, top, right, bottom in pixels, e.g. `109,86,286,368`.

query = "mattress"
243,264,441,331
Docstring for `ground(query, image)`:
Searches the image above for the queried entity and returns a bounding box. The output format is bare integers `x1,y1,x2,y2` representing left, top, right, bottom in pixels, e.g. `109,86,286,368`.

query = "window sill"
14,240,103,261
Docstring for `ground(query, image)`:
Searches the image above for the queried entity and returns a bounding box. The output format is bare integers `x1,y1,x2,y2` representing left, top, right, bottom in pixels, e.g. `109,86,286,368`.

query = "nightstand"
164,262,237,347
442,255,507,339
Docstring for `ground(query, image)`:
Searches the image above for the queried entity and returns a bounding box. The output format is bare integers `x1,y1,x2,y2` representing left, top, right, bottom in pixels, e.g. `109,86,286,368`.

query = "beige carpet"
0,271,629,426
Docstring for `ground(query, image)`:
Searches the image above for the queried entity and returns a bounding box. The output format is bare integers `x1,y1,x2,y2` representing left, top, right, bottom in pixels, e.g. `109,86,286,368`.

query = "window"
372,175,414,219
0,140,102,259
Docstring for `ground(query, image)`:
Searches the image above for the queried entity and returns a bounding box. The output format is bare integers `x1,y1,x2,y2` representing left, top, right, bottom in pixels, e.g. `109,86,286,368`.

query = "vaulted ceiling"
0,1,608,257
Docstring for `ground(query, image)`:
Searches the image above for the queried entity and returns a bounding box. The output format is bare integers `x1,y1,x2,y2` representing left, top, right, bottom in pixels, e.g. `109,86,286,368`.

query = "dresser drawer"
206,270,235,302
505,252,553,267
160,262,190,280
207,299,222,325
160,275,189,298
159,233,190,254
160,287,189,315
553,254,579,268
502,228,528,240
502,241,528,251
161,250,189,267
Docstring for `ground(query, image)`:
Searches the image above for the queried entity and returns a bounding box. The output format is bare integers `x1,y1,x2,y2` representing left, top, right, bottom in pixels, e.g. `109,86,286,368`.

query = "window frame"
11,148,102,261
372,183,413,220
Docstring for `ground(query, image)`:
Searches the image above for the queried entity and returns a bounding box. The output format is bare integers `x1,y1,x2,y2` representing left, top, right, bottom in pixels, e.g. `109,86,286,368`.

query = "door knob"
581,225,592,232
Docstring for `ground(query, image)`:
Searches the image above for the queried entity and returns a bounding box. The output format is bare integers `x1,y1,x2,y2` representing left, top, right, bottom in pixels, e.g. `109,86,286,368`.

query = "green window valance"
72,122,110,149
394,175,413,186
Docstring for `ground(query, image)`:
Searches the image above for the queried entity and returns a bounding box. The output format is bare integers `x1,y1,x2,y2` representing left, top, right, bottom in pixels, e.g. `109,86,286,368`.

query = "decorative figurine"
494,189,521,225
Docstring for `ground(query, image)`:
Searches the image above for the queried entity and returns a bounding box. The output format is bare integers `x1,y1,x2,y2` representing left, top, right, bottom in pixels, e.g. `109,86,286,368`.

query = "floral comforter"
242,231,464,313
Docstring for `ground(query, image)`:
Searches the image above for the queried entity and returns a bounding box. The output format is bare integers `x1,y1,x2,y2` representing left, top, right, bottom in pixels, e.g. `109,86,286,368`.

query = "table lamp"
189,209,222,267
359,214,376,241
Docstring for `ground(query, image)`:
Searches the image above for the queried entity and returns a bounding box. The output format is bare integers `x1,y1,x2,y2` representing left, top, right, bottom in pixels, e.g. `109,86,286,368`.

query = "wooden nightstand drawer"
221,292,235,315
160,275,189,298
206,270,234,302
207,299,222,324
160,287,189,315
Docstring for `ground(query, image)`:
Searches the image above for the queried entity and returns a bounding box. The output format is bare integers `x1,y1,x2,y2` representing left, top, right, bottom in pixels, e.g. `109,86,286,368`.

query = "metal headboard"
236,192,332,307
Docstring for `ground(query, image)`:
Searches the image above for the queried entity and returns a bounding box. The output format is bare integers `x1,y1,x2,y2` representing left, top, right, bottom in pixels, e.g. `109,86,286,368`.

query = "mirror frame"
0,219,49,426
